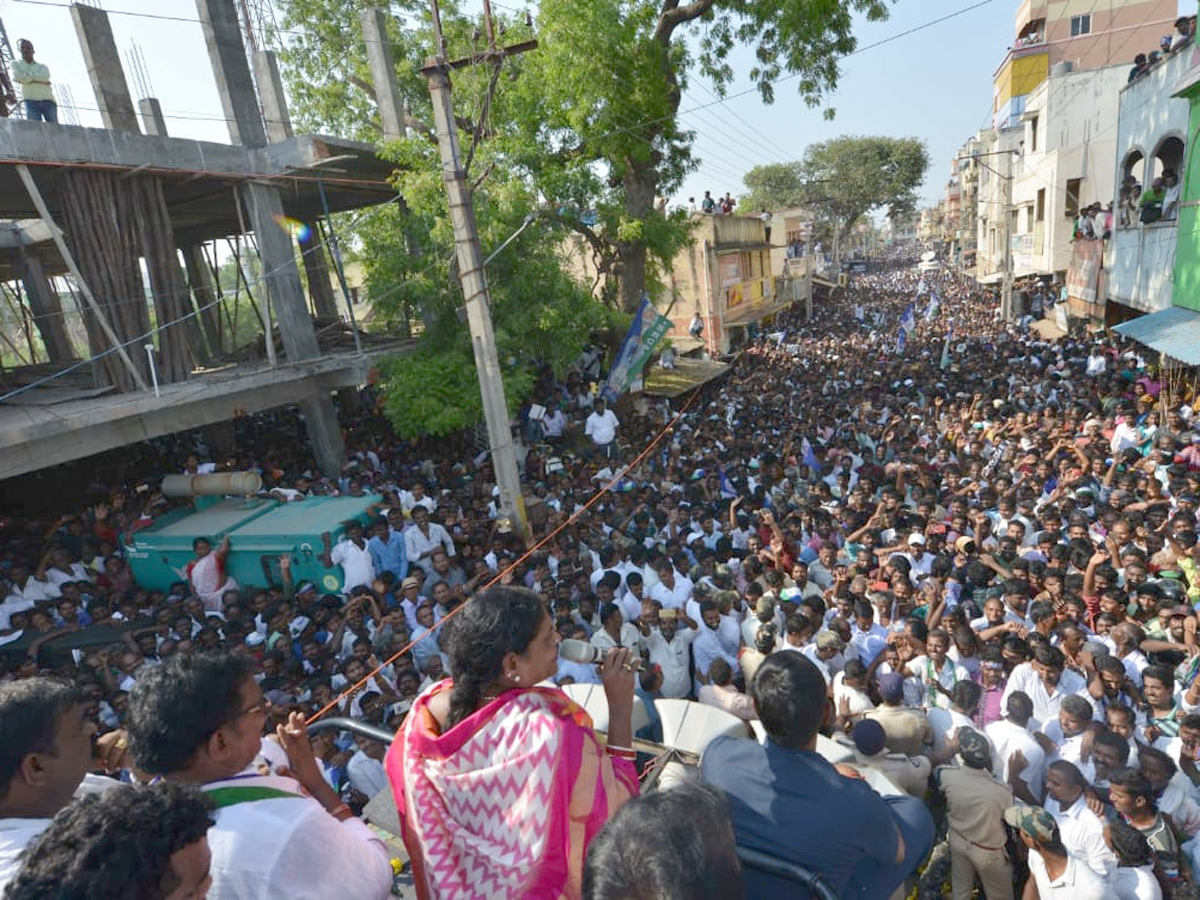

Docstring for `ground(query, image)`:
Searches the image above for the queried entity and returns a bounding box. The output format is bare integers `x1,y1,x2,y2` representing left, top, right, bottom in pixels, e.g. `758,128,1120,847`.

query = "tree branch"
656,0,716,43
402,111,437,145
348,75,376,96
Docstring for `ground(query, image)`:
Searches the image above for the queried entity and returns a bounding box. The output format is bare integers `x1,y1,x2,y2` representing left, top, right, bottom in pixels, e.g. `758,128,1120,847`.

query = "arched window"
1154,134,1186,183
1118,150,1145,228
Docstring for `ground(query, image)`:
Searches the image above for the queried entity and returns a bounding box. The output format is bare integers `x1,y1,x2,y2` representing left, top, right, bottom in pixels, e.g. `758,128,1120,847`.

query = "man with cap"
397,575,425,631
801,629,845,686
934,727,1015,900
841,719,931,798
742,595,779,649
862,673,934,756
1004,805,1108,898
899,533,934,584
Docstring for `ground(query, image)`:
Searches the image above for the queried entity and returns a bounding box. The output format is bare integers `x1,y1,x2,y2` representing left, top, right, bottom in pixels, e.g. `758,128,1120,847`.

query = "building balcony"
1105,221,1178,313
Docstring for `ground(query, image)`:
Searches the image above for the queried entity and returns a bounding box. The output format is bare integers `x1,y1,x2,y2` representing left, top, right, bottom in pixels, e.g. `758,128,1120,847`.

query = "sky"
0,0,1186,209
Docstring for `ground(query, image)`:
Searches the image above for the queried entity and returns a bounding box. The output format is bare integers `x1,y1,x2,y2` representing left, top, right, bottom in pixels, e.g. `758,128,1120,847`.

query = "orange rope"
304,388,702,726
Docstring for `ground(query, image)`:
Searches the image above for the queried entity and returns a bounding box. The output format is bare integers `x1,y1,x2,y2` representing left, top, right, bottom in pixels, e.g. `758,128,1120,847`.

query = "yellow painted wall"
995,51,1049,107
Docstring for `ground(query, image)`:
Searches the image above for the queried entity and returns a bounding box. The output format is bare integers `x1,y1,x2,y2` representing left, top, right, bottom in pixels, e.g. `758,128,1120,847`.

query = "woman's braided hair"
443,586,546,728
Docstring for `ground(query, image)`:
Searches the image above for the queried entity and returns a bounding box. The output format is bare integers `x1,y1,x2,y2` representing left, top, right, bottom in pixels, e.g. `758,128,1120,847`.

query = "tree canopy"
271,0,904,436
796,136,929,245
740,162,810,212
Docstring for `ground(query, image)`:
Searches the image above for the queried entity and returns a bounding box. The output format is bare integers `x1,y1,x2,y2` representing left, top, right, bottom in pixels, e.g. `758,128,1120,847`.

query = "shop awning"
1113,306,1200,365
643,356,731,398
976,272,1004,285
723,296,794,328
666,335,705,355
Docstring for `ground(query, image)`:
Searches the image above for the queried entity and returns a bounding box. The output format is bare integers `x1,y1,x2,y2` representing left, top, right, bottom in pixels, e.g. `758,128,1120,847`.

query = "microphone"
559,638,645,671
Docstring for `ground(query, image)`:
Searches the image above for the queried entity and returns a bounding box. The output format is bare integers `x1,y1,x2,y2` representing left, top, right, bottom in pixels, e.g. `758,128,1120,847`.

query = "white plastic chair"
559,682,650,735
655,699,752,756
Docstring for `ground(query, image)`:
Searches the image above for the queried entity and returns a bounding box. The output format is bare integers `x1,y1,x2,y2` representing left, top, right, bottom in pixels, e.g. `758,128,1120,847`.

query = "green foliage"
741,162,809,211
273,0,903,435
797,135,929,243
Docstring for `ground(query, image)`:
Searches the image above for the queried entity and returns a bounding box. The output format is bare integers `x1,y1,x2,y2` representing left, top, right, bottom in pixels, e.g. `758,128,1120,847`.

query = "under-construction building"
0,1,410,481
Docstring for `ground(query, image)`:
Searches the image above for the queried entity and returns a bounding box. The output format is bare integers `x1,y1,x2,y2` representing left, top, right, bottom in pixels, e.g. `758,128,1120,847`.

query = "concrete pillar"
243,182,342,474
70,5,140,133
300,394,344,477
299,228,339,319
195,0,266,148
360,8,405,140
138,98,168,136
20,253,75,363
241,181,319,362
252,50,293,144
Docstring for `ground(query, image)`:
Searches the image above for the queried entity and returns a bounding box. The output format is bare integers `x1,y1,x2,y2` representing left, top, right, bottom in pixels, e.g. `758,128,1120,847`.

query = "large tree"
275,0,895,312
794,136,929,250
516,0,893,311
740,162,810,212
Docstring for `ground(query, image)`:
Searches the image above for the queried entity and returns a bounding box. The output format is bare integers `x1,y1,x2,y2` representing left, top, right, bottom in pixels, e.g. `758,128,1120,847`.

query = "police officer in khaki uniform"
841,719,932,798
935,727,1015,900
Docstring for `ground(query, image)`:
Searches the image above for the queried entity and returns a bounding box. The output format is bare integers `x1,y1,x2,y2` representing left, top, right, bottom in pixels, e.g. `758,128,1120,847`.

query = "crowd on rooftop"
4,245,1200,898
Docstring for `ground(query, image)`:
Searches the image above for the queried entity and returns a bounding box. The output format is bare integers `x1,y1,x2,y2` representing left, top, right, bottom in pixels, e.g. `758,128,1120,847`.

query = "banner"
600,296,672,402
1066,238,1103,307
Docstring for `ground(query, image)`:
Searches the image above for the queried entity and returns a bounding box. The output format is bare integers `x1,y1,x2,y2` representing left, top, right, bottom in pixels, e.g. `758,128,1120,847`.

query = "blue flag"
801,437,822,475
899,303,916,334
718,468,738,500
896,328,907,353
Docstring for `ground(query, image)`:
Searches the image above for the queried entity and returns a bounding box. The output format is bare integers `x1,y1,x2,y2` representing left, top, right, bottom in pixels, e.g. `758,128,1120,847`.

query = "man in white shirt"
404,505,456,577
321,523,375,596
1000,644,1088,730
399,481,437,515
1039,694,1098,785
640,608,696,699
584,398,620,459
0,679,96,894
346,739,389,800
648,559,693,611
127,651,393,900
928,681,983,757
986,691,1046,803
1004,805,1107,900
692,600,740,690
1043,760,1116,881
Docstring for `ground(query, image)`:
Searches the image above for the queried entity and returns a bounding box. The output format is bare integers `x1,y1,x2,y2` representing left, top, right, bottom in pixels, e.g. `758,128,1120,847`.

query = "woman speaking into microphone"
387,585,639,900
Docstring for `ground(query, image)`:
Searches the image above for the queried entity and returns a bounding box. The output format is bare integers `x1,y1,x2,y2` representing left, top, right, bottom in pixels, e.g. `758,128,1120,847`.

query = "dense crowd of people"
4,243,1200,898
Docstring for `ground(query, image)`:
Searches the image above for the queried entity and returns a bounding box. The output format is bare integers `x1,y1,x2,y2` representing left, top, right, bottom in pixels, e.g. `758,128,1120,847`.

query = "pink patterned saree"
387,682,638,900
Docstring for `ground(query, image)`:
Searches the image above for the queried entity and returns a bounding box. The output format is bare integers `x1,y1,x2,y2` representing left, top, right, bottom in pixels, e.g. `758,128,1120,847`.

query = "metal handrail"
735,846,840,900
306,717,395,745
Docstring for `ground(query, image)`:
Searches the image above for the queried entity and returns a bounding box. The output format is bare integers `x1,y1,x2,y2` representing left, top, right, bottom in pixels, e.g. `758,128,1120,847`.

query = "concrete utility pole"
422,0,537,538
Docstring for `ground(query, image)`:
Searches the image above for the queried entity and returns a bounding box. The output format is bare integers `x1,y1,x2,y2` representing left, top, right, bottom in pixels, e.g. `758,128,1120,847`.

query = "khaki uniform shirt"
862,703,933,756
937,764,1013,850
